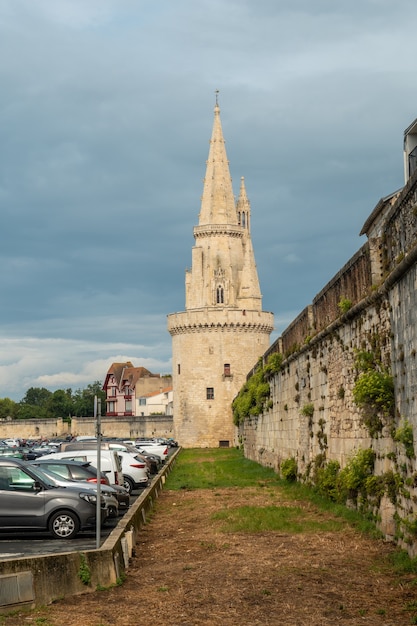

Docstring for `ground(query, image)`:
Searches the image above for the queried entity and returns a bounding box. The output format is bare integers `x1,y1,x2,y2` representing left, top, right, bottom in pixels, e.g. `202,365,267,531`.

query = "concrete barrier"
0,449,180,613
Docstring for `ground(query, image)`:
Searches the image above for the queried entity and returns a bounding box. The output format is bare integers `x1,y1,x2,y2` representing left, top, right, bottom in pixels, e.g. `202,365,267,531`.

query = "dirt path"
2,486,416,626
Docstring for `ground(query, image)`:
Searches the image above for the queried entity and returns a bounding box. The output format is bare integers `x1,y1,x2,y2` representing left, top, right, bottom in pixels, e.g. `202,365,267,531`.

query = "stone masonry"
167,100,273,447
240,121,417,554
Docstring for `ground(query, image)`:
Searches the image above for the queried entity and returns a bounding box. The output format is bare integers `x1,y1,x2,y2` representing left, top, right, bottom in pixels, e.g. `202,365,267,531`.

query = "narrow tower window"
241,211,246,227
177,364,181,375
216,286,224,304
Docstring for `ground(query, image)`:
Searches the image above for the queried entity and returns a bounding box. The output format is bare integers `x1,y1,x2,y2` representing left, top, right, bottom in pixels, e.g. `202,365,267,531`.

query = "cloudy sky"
1,0,416,401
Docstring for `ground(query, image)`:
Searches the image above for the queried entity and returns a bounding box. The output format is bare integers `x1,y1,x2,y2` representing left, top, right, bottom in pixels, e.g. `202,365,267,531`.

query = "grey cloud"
1,0,417,399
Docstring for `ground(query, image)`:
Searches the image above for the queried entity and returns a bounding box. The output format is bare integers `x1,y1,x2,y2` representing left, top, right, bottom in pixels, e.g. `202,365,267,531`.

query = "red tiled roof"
104,362,156,389
141,386,173,398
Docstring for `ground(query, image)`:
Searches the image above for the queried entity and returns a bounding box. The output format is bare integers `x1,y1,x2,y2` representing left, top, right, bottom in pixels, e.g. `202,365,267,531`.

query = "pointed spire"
237,234,262,306
236,176,251,232
198,94,238,226
236,177,262,307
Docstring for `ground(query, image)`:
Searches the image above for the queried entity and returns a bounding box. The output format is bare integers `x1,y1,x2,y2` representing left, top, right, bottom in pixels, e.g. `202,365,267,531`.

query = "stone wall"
71,415,175,440
0,418,69,440
240,167,417,556
0,416,174,441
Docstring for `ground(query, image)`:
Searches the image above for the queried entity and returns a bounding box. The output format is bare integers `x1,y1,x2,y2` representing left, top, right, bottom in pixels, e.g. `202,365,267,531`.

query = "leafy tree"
0,397,19,419
46,389,74,418
1,381,106,420
18,387,54,419
16,403,52,420
72,381,105,417
21,387,52,407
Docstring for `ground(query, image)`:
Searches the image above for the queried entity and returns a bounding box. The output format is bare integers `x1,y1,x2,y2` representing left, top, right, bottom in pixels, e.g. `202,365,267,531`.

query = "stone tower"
167,99,274,448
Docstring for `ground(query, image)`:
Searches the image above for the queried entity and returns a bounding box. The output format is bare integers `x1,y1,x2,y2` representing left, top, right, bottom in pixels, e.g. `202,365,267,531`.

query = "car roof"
30,459,92,467
0,457,26,467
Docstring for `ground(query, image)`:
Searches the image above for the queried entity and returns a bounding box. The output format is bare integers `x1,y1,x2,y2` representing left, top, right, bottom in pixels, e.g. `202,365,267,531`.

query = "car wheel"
49,510,80,539
123,476,134,493
108,505,118,518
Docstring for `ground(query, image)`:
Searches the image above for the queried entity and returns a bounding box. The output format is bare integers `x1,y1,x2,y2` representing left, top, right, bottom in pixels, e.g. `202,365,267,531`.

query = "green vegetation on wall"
232,352,283,425
78,553,92,586
280,457,298,481
304,448,375,503
352,350,394,436
393,420,415,459
338,297,353,315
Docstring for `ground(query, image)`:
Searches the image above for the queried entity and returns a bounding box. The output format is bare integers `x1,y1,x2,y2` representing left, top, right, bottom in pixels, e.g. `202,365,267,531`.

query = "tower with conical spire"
167,97,274,448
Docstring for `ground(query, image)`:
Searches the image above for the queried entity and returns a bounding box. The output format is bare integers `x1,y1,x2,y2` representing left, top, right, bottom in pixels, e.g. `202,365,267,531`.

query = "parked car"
98,440,160,475
131,449,162,475
29,459,130,512
30,458,110,484
29,465,119,519
117,450,149,493
2,438,20,448
155,437,178,448
31,445,59,457
0,446,24,459
133,439,169,463
39,448,124,489
58,442,149,493
0,457,108,539
16,446,45,461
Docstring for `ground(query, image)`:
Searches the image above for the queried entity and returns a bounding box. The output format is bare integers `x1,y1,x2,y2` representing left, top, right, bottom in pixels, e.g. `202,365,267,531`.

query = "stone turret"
167,98,274,448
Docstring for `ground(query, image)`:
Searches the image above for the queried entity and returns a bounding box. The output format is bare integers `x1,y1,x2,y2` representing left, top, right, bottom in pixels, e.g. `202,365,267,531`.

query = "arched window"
241,211,246,227
216,285,224,304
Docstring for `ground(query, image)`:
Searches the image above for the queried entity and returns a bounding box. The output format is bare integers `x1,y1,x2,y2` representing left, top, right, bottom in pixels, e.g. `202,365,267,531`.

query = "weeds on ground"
165,448,380,536
165,447,280,490
212,504,346,533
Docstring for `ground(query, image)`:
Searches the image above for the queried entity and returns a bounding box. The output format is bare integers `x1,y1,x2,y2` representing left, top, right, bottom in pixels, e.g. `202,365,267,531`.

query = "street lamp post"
94,396,102,549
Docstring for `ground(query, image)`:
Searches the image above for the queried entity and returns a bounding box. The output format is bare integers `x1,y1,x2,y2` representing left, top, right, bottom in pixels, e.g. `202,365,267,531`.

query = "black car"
16,446,45,461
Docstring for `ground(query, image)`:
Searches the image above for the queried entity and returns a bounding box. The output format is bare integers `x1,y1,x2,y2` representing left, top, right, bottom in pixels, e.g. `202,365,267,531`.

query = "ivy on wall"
352,350,394,436
232,352,283,425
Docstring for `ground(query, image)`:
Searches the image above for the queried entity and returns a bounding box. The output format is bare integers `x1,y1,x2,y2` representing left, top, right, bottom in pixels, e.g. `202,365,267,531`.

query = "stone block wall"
312,244,372,334
0,416,174,442
240,168,417,555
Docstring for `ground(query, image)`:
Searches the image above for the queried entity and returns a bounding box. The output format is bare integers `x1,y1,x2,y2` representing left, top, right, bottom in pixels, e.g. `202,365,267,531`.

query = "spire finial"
215,89,219,106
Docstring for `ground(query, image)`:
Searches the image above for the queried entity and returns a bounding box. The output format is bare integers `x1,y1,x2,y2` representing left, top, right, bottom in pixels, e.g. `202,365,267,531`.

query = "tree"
21,387,52,407
16,403,52,420
72,381,105,417
0,381,107,420
18,387,54,419
0,397,18,419
46,389,73,418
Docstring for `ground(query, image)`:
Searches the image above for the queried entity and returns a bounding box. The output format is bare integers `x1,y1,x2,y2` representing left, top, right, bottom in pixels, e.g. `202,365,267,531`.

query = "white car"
132,440,169,463
3,438,20,448
117,450,149,493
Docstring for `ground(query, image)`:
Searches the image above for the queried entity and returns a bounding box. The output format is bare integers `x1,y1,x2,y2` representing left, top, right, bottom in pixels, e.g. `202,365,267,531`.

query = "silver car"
33,465,120,519
0,457,108,539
